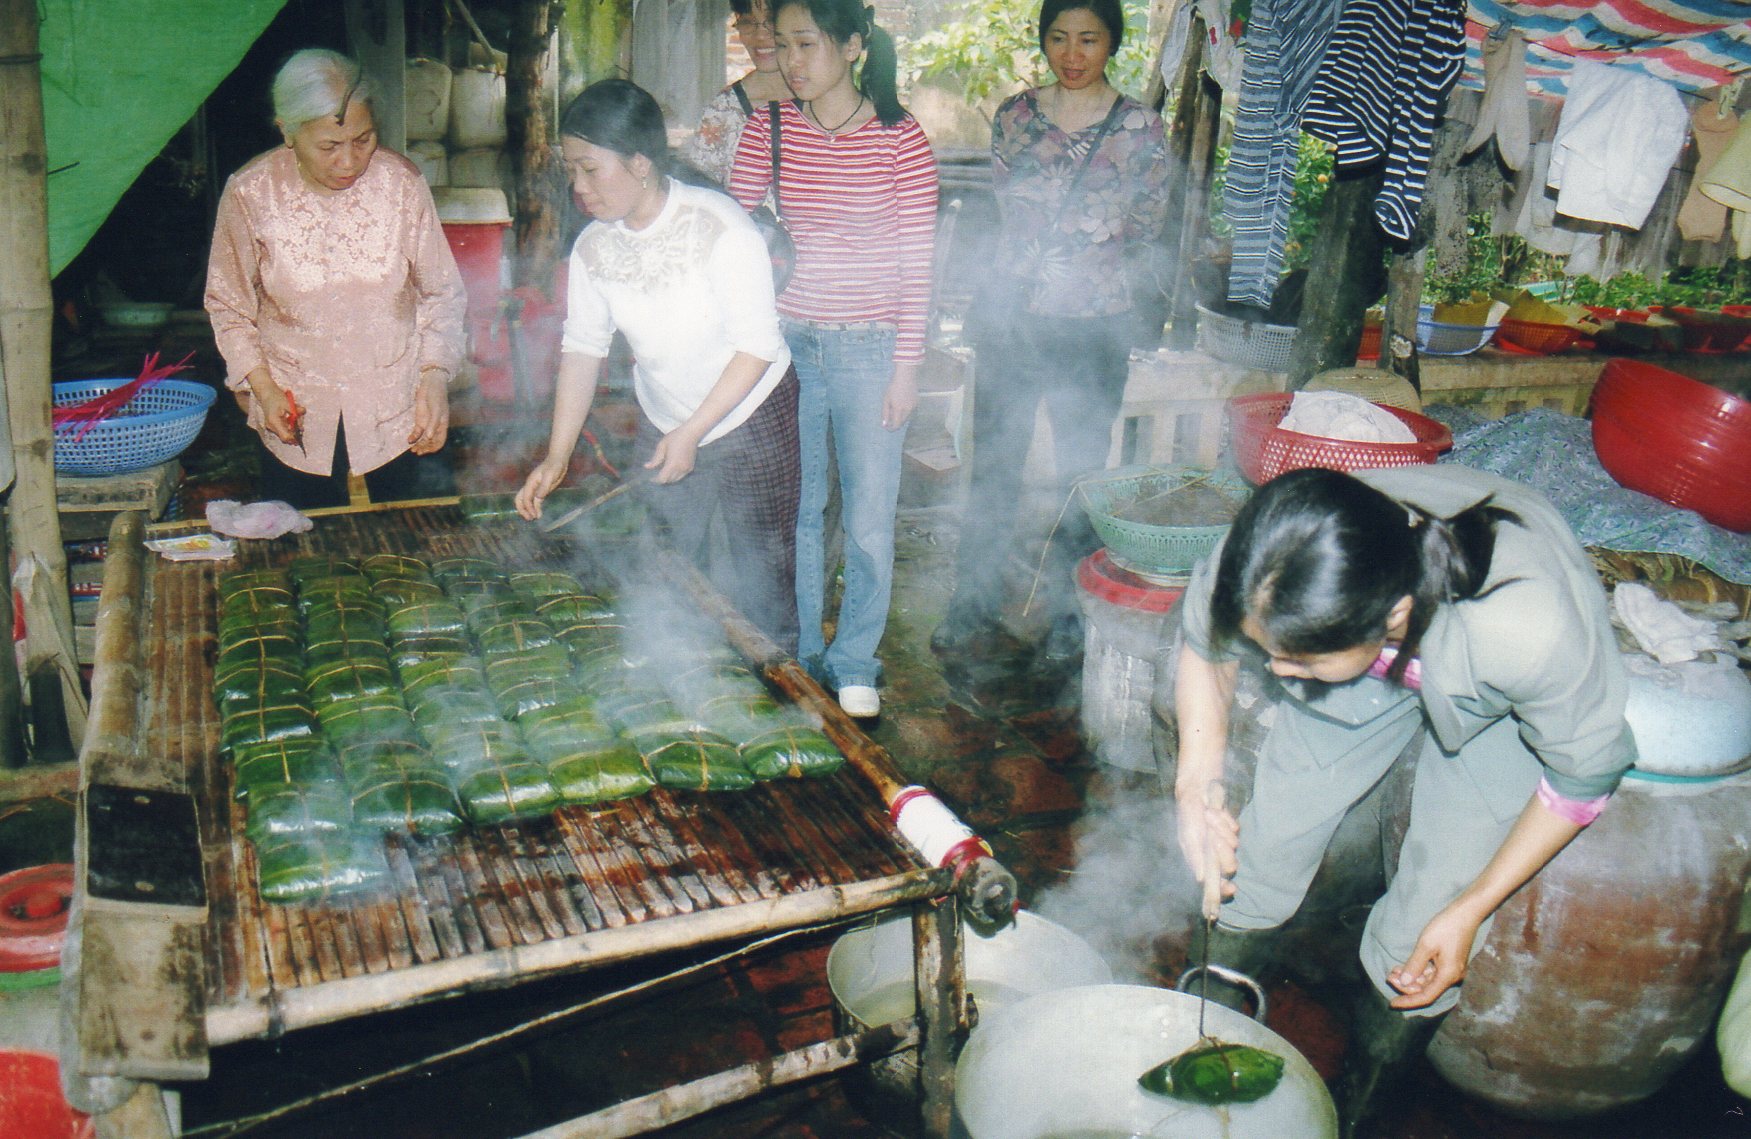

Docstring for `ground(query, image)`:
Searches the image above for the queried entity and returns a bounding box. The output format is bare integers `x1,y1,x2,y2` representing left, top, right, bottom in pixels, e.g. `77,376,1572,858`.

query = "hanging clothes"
1677,98,1740,243
1301,0,1468,243
1223,0,1345,306
1547,60,1689,231
1463,26,1530,172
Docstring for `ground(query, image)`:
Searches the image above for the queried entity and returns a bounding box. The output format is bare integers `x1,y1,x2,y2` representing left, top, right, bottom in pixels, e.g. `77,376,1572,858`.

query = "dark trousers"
948,312,1133,624
254,420,456,511
635,369,802,655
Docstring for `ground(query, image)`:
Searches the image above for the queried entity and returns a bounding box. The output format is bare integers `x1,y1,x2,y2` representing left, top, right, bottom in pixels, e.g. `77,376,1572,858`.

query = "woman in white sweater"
517,79,800,651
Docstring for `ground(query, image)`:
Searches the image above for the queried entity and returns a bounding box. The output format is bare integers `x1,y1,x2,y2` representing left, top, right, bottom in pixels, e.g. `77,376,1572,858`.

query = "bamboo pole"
514,1022,919,1139
0,495,28,768
1163,16,1222,351
915,893,966,1139
0,0,85,749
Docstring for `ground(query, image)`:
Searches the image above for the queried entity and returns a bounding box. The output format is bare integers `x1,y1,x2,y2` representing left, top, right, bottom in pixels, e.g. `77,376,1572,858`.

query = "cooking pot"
955,983,1337,1139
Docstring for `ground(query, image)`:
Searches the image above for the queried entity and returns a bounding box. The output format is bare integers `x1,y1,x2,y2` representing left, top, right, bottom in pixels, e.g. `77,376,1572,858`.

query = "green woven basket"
1075,467,1250,575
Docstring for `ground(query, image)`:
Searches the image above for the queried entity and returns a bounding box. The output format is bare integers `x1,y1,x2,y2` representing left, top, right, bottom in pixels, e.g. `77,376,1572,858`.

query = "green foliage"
902,0,1157,106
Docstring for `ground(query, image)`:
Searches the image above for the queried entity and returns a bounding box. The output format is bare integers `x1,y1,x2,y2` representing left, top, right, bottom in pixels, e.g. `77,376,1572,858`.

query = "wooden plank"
551,808,646,925
388,837,457,962
70,908,208,1081
476,826,560,943
641,792,761,907
452,838,522,948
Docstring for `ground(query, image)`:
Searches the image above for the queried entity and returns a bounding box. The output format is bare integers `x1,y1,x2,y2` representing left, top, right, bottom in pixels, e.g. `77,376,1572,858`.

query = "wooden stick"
512,1022,919,1139
538,476,642,533
915,894,965,1139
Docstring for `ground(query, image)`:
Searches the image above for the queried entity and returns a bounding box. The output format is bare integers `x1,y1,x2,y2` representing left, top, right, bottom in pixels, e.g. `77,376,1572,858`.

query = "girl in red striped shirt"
729,0,938,720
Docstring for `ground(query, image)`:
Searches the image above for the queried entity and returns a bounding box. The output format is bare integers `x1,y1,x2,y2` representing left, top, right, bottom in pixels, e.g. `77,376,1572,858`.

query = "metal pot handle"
1174,962,1268,1023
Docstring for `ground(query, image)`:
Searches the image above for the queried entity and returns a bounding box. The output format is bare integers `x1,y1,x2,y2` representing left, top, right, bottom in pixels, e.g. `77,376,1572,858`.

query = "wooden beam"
0,0,84,748
1287,164,1387,389
345,0,409,154
914,894,967,1139
1162,16,1222,350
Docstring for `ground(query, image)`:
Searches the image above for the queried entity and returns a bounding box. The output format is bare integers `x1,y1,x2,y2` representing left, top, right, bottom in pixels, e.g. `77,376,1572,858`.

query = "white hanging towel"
1546,60,1689,230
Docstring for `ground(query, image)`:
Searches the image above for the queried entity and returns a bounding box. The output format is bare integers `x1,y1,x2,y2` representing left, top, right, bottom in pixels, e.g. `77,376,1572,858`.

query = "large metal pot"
955,983,1337,1139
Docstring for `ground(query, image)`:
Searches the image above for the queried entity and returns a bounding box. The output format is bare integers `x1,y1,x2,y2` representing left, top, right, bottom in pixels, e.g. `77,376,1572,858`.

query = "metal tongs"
538,472,646,533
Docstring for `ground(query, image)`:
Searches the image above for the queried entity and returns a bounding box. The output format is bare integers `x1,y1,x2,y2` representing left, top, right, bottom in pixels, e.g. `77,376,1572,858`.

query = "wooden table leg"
914,895,966,1139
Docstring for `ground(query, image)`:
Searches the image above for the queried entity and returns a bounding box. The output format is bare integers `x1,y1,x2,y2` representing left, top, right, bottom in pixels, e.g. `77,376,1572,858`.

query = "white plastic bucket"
408,140,448,187
447,146,508,190
449,66,507,149
405,58,452,142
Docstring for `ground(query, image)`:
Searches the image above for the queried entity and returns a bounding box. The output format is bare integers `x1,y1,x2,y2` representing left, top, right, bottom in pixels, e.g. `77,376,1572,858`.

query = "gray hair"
272,48,374,132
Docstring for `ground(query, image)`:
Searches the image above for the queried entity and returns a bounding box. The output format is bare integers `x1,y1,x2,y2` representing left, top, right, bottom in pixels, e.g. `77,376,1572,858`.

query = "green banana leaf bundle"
457,492,519,521
517,696,617,761
1137,1041,1285,1105
432,555,508,584
400,654,488,703
485,644,574,688
477,618,559,658
695,690,790,743
303,620,391,669
490,674,580,721
361,553,432,583
671,660,764,702
303,591,386,624
222,701,318,752
296,574,374,614
220,584,297,625
453,757,563,825
316,694,417,749
218,568,293,601
421,719,527,775
216,633,302,680
341,741,463,835
546,739,654,804
536,593,617,627
509,571,586,600
214,662,306,717
635,727,754,792
373,577,447,609
412,688,504,734
288,555,360,585
254,831,390,904
739,725,844,780
305,658,397,707
244,779,354,843
387,600,468,641
232,738,341,801
461,596,535,635
601,690,692,736
218,608,301,644
568,639,631,687
389,634,473,667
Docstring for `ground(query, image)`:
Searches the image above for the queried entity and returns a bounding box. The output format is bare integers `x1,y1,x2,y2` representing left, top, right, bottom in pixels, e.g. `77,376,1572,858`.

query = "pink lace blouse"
205,147,466,476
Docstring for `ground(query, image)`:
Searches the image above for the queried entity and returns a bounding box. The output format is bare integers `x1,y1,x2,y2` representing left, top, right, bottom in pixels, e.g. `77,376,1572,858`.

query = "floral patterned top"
682,83,755,186
990,88,1171,318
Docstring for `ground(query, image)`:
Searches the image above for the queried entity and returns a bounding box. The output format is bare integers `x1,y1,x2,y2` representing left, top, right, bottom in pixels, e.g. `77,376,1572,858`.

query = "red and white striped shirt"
728,101,938,365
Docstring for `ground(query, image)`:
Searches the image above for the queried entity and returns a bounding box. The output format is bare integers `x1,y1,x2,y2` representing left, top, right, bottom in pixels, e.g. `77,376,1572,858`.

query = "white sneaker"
838,684,880,718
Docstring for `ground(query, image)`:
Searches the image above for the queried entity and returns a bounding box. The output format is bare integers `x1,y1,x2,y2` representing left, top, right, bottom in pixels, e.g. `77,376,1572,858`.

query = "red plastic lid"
1077,549,1187,613
0,1051,94,1139
0,865,74,974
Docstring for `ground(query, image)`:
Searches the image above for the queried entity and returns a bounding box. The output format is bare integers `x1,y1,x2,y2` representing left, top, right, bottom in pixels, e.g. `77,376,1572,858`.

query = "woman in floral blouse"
932,0,1169,663
681,0,792,185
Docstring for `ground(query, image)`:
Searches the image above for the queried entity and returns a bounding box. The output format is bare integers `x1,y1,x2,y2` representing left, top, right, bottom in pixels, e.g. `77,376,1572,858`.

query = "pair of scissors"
283,391,306,455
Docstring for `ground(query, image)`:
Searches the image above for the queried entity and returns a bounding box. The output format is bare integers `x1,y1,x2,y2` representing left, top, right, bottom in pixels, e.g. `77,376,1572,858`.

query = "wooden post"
345,0,409,155
506,0,567,291
1162,15,1222,350
0,0,85,749
914,893,966,1139
0,492,26,768
1381,246,1427,393
1286,164,1388,389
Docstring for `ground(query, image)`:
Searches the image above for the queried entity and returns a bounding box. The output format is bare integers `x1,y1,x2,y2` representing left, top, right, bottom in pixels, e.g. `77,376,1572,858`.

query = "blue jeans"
784,322,905,689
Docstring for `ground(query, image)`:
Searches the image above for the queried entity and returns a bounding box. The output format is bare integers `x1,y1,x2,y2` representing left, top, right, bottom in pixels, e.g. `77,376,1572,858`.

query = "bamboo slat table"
64,504,987,1138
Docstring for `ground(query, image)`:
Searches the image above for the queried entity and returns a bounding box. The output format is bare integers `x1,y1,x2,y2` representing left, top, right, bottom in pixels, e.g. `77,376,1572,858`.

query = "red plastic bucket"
0,1051,94,1139
441,221,510,317
0,865,72,985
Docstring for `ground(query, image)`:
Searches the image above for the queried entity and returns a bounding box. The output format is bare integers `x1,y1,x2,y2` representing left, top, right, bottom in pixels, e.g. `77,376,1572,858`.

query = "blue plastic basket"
1416,303,1500,356
52,379,216,477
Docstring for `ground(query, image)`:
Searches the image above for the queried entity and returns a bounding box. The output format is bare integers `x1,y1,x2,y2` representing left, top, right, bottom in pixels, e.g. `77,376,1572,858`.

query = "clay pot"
1428,768,1751,1119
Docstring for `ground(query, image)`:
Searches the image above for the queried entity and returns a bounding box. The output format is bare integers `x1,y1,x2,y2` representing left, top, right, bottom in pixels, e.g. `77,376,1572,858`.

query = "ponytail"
860,12,905,126
1392,499,1520,678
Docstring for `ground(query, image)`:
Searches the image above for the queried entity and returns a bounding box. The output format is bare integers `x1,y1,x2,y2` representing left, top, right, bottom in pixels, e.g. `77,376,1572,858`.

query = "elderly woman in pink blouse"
205,48,467,508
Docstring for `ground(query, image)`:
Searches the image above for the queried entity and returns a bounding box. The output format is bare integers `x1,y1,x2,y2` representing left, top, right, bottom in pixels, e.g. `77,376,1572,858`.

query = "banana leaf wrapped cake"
244,780,354,843
233,738,342,801
635,725,755,792
340,739,463,835
254,832,390,904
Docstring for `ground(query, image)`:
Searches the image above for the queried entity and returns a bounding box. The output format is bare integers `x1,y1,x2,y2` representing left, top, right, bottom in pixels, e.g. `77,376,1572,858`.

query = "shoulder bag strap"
732,80,754,116
769,101,785,219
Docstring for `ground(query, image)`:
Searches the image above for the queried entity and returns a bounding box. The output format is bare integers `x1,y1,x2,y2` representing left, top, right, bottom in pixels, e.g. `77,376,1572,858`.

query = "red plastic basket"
1356,324,1381,362
1226,393,1454,484
1494,318,1581,355
1591,359,1751,532
1665,306,1751,354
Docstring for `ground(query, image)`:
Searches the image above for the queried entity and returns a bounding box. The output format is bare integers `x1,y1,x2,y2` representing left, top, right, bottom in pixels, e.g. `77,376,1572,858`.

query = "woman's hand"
1175,785,1239,906
246,372,299,445
515,454,571,521
1388,900,1486,1009
882,368,918,431
644,427,703,485
409,369,450,455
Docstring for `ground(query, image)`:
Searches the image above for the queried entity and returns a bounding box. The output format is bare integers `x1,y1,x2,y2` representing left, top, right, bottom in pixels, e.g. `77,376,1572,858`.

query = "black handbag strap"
769,100,784,219
1046,93,1126,241
732,80,753,116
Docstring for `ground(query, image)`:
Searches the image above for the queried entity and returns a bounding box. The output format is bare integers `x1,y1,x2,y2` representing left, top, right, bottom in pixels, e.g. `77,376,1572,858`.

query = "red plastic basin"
1591,359,1751,532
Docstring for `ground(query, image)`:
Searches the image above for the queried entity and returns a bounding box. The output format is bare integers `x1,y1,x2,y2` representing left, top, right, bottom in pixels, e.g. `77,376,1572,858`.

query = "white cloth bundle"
1278,390,1417,443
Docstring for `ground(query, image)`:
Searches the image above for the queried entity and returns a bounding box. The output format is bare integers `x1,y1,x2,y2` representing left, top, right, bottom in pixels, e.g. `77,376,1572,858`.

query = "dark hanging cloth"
1223,0,1346,307
1300,0,1468,243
